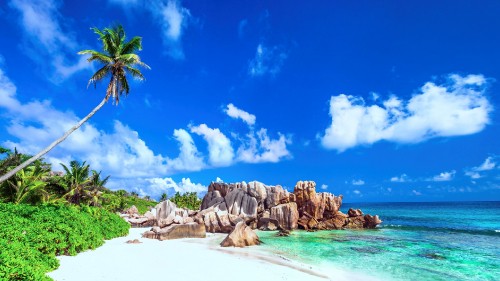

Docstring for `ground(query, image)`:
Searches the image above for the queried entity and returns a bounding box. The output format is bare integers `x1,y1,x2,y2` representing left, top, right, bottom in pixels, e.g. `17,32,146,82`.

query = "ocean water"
258,201,500,281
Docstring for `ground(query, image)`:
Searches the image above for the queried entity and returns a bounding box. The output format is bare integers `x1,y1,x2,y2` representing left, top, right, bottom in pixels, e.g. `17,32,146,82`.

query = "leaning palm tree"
0,24,150,183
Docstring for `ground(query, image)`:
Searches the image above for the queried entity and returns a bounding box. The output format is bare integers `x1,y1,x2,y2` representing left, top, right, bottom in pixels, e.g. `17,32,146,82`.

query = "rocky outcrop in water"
198,180,382,232
140,180,381,242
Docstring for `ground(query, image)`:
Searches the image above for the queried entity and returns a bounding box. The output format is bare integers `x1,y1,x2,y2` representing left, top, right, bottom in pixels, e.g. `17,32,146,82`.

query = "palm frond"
125,66,145,81
88,65,111,88
121,36,143,54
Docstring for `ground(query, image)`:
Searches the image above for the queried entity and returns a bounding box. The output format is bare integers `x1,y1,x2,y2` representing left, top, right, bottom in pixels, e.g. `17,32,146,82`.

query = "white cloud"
236,129,291,163
225,103,256,126
465,156,497,179
390,174,409,183
0,66,292,193
215,177,223,183
248,43,287,77
320,74,492,152
165,129,205,173
412,190,422,196
151,0,191,59
144,177,206,199
108,0,191,59
353,189,361,195
431,170,456,182
9,0,90,79
189,124,234,167
352,179,365,186
0,67,206,185
320,184,328,190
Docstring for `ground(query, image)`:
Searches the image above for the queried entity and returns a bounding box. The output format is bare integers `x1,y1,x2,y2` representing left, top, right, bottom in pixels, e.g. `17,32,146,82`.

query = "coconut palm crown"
78,24,150,105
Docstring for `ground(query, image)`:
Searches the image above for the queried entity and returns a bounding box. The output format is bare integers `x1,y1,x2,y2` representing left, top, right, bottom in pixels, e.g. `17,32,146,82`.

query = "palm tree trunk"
0,97,109,184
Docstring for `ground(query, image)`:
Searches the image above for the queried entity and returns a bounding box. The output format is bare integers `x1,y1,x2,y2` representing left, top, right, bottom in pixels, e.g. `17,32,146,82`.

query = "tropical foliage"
169,191,202,210
0,203,129,280
0,147,157,212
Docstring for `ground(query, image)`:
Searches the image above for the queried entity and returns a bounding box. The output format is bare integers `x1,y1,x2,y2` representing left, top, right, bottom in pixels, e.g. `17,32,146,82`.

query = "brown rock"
270,202,299,230
126,239,142,244
257,217,280,231
156,200,177,222
363,214,382,228
345,216,365,229
125,205,139,215
220,222,261,247
143,223,206,240
127,217,155,227
348,208,364,217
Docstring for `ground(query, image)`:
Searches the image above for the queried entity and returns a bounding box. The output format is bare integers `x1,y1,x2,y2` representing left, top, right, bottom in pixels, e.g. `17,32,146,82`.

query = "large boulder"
363,214,382,229
270,202,299,230
142,223,206,240
125,205,139,215
220,222,261,247
156,200,177,222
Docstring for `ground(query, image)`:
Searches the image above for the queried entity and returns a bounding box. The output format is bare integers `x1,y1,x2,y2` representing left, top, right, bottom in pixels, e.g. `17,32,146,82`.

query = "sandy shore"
47,228,378,281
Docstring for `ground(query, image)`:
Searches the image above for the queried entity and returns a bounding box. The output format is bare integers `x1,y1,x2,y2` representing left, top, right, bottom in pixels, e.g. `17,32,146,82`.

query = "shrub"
0,203,130,280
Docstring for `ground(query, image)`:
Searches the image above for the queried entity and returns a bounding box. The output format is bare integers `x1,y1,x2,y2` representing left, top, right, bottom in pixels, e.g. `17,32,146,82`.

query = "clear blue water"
258,201,500,281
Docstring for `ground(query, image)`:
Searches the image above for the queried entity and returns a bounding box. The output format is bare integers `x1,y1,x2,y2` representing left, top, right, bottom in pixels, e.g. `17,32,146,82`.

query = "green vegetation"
0,203,129,280
169,191,202,210
0,147,157,213
101,189,157,214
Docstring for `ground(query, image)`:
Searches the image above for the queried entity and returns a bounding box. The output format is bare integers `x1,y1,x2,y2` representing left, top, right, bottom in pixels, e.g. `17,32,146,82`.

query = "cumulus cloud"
353,189,361,195
465,156,497,179
189,124,234,167
248,43,287,77
320,184,328,190
225,103,256,126
9,0,90,79
412,190,422,196
236,129,291,163
352,179,365,186
0,67,292,191
320,74,492,152
390,174,410,183
431,170,456,182
144,177,206,199
0,67,207,188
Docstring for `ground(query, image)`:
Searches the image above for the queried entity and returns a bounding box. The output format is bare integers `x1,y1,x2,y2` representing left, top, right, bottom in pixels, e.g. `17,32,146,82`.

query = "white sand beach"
47,228,378,281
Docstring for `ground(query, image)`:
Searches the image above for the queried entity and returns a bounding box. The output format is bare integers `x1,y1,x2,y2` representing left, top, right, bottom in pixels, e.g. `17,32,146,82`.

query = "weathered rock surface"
220,221,261,247
270,202,299,230
142,223,206,240
199,180,381,232
125,205,139,215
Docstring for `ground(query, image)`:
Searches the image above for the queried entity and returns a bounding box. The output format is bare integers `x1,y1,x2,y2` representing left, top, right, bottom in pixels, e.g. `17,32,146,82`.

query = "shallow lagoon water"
258,201,500,281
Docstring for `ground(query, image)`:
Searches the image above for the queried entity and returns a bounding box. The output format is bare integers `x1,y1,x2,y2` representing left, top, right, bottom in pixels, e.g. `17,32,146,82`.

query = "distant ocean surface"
258,201,500,281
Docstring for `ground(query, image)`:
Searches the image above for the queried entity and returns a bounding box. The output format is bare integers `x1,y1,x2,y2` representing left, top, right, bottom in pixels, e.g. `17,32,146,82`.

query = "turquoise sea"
258,201,500,281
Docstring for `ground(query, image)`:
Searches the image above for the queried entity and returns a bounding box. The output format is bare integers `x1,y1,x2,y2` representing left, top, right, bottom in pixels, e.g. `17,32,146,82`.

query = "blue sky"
0,0,499,202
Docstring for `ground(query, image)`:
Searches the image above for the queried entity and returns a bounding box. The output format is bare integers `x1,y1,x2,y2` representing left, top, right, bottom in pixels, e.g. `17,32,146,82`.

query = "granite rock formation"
198,180,381,232
220,221,261,247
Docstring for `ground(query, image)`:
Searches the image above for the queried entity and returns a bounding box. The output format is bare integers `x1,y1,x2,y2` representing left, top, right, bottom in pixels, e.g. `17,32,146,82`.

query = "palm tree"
61,161,91,205
7,162,50,204
0,24,150,184
160,193,168,202
85,170,110,206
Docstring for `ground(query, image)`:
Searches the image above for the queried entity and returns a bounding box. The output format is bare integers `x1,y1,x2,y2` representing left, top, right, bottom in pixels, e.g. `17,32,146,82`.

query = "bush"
0,203,130,280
